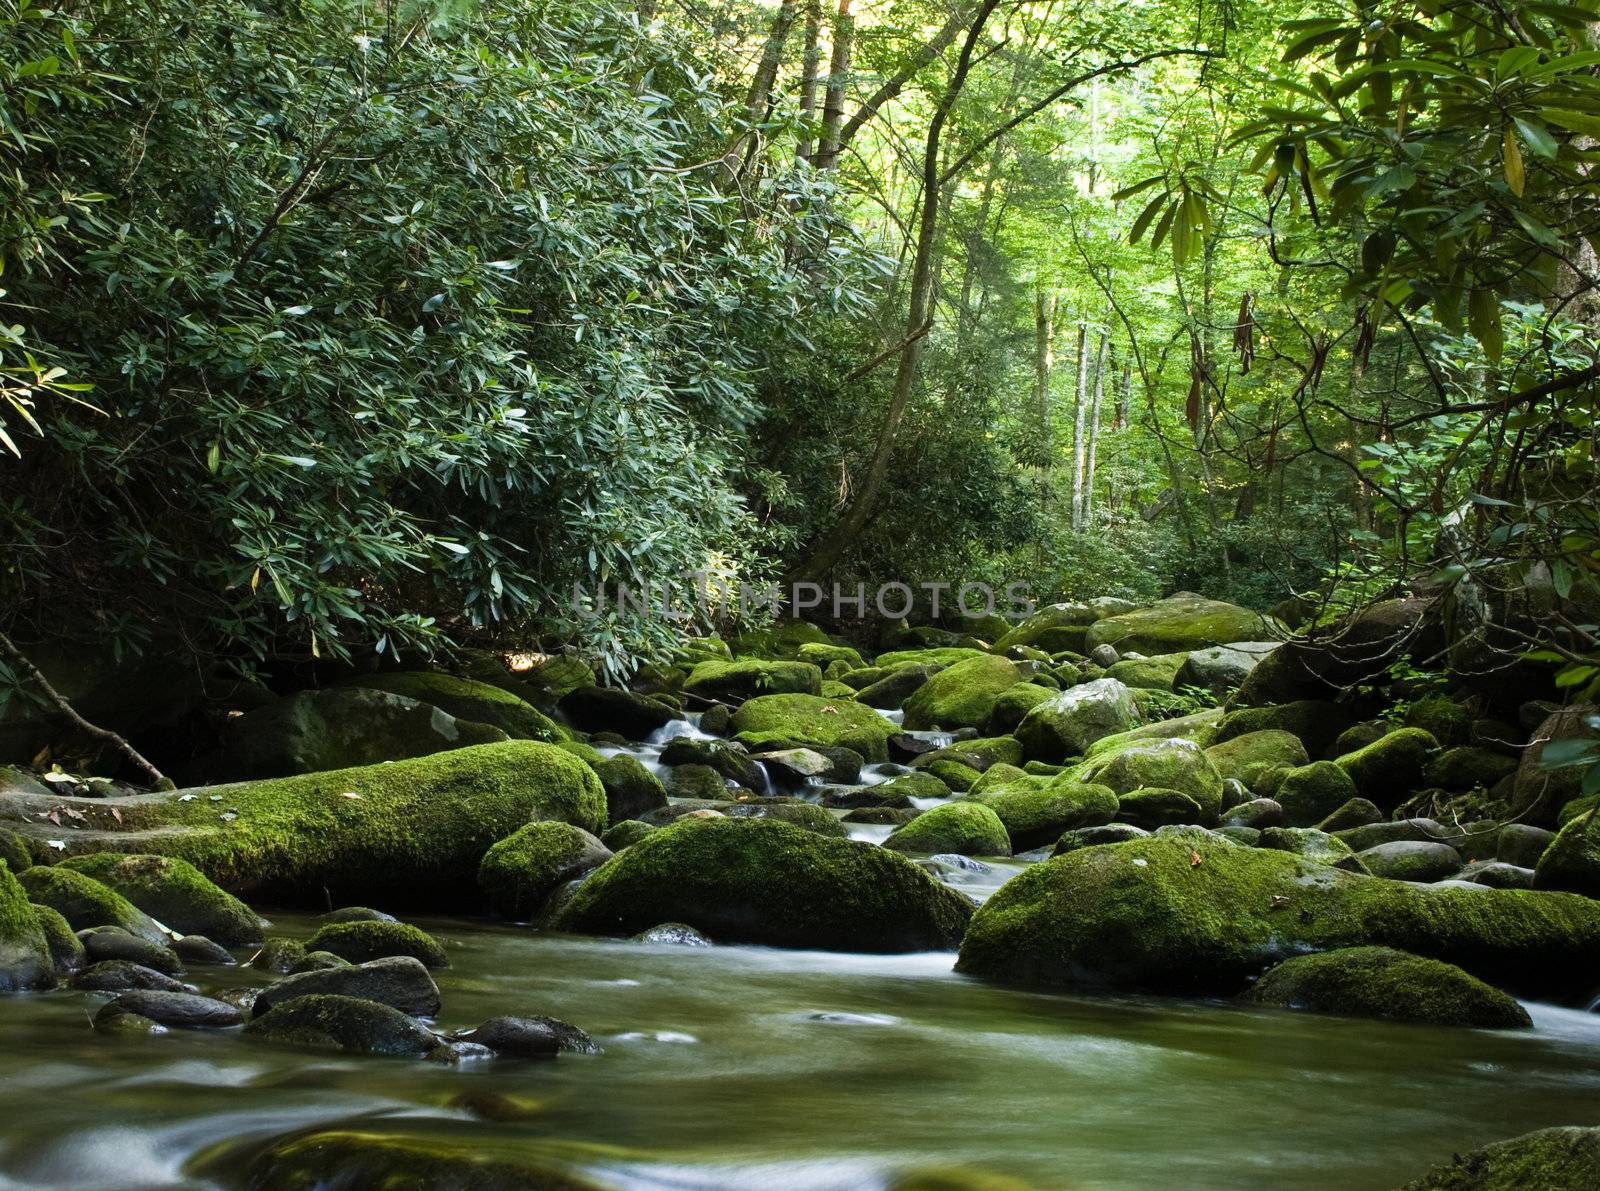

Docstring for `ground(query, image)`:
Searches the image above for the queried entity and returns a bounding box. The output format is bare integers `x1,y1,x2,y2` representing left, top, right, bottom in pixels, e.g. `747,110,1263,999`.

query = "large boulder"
967,779,1119,851
730,694,896,762
1334,728,1438,809
343,672,567,742
993,603,1098,654
57,853,264,945
558,686,683,739
1274,761,1360,827
251,956,440,1018
1399,1126,1600,1190
243,994,439,1057
1204,730,1309,794
1084,594,1277,656
1533,812,1600,898
884,802,1010,857
1212,700,1357,759
0,742,606,910
1174,642,1279,698
856,664,937,710
1512,705,1600,825
18,867,168,944
902,656,1023,731
1244,946,1530,1029
478,823,612,920
681,659,822,703
1232,596,1441,706
1081,738,1225,820
1015,679,1141,761
590,754,668,825
301,921,448,968
1105,653,1187,692
955,837,1600,998
553,818,973,952
0,862,54,991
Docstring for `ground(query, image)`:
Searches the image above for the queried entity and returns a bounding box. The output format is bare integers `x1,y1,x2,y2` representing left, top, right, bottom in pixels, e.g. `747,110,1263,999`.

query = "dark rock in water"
632,922,713,947
1221,798,1283,829
243,994,439,1057
236,1130,608,1190
661,737,767,787
1244,946,1530,1029
478,822,612,921
591,754,668,825
698,703,732,735
81,929,184,976
888,732,940,762
98,990,245,1030
20,867,167,944
821,784,913,810
1497,823,1555,870
1356,841,1463,883
57,853,265,945
172,934,235,965
252,956,440,1019
249,939,306,973
1052,824,1149,856
559,686,682,739
301,921,448,969
458,1014,600,1056
289,951,351,974
70,961,195,994
318,906,397,925
1397,1125,1600,1189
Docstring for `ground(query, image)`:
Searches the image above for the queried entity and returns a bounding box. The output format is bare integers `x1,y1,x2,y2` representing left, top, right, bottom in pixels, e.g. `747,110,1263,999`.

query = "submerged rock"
1244,946,1530,1029
236,1130,607,1190
633,922,713,947
172,934,235,965
80,929,183,975
553,818,973,952
97,989,245,1031
70,960,193,993
243,994,439,1057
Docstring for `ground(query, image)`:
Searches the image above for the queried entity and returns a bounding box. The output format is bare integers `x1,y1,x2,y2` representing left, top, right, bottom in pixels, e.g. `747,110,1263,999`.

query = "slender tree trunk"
1069,316,1089,531
725,0,799,173
815,0,855,170
1115,360,1130,429
796,0,824,163
1084,309,1111,526
1034,284,1057,435
833,9,965,157
792,0,1002,579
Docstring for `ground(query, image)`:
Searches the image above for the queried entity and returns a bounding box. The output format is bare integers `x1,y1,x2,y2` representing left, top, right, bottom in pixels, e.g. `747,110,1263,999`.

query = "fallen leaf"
340,791,363,800
46,811,60,825
46,840,66,851
109,807,123,824
1190,849,1202,867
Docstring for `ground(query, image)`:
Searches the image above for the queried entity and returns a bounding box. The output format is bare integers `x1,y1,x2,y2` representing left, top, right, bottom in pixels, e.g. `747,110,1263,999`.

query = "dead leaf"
821,705,838,715
109,807,123,824
1189,849,1202,867
340,791,363,800
46,811,60,826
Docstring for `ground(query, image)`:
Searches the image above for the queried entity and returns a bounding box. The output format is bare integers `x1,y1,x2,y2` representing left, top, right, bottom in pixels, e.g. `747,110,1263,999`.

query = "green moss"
0,862,54,991
1335,727,1439,809
1116,788,1203,829
0,828,32,874
1204,730,1309,794
1427,747,1517,791
873,771,951,801
478,822,612,921
17,866,167,944
682,658,823,703
902,655,1023,731
1213,700,1355,758
1084,595,1275,655
884,802,1010,856
31,903,84,974
967,779,1119,851
1083,709,1224,759
720,800,848,837
1245,946,1530,1028
589,754,667,826
517,654,595,705
1081,738,1224,819
955,836,1600,998
925,759,982,792
1015,678,1142,762
1256,826,1359,867
344,672,568,742
1398,1125,1600,1190
242,995,440,1057
730,620,831,659
1105,654,1186,691
302,920,448,968
600,820,654,850
993,603,1097,654
1404,695,1473,749
1318,797,1384,833
58,853,264,945
730,694,896,762
797,642,866,671
9,742,606,911
555,740,606,766
236,1130,608,1191
554,817,973,952
1533,811,1600,898
1274,761,1360,828
874,647,989,669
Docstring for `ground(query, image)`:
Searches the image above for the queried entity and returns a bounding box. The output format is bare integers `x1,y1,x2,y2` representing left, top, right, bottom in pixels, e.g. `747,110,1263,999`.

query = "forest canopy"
1,0,1597,701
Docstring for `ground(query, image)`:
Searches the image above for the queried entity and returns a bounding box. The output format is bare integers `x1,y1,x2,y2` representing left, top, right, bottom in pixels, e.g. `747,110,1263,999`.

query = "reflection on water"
1,916,1599,1190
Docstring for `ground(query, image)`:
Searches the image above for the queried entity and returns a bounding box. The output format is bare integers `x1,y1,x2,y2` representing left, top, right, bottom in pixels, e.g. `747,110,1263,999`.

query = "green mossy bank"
0,743,605,909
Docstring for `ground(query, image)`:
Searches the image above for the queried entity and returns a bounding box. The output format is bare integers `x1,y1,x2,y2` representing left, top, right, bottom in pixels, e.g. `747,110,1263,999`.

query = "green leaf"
1514,117,1559,158
1468,288,1504,362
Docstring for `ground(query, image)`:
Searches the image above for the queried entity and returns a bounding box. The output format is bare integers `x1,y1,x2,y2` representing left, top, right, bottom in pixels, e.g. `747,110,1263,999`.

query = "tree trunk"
792,0,1002,579
1034,284,1057,437
1084,312,1111,526
1115,360,1130,429
726,0,799,174
1069,316,1089,531
815,0,855,170
796,0,824,163
832,9,965,158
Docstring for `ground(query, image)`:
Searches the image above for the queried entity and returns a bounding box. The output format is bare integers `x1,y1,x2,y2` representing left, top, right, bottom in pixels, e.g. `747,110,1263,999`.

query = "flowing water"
5,717,1600,1189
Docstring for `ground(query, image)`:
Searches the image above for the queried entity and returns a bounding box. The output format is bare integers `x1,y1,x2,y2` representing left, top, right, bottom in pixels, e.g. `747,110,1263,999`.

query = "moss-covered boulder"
1404,695,1473,749
903,655,1023,731
553,817,973,952
1015,679,1141,762
955,836,1600,998
0,827,32,874
1274,761,1360,827
251,956,441,1019
1318,797,1385,833
983,683,1053,735
478,823,613,921
682,658,823,703
302,920,448,969
1427,747,1518,791
1212,700,1356,760
343,672,568,742
1081,738,1225,819
730,619,832,659
18,866,167,944
0,743,605,911
0,863,54,991
1533,812,1600,899
236,1130,607,1191
57,853,263,945
718,799,848,838
1084,594,1277,656
994,603,1097,654
1357,840,1463,883
32,903,85,974
206,687,508,780
967,779,1119,851
730,694,896,762
1244,946,1530,1028
1257,827,1358,867
1398,1125,1600,1190
1116,788,1203,829
884,802,1010,857
1105,653,1187,692
558,686,684,740
590,754,668,825
856,664,937,710
797,642,867,671
1204,730,1309,794
1335,727,1439,809
243,994,439,1057
1174,642,1279,698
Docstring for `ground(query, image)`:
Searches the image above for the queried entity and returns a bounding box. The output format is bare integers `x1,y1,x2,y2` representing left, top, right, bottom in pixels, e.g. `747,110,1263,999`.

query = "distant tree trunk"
1069,316,1089,530
796,0,824,162
833,8,965,158
1115,360,1130,429
815,0,855,170
726,0,799,173
792,0,1002,579
1034,284,1057,437
1084,312,1110,526
636,0,657,22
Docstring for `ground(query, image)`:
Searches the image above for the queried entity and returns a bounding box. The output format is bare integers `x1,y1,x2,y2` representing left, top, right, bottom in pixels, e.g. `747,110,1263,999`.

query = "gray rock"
1050,823,1150,856
1498,823,1556,869
1461,861,1535,890
457,1014,599,1056
98,990,245,1030
1336,817,1452,853
1221,798,1284,829
69,961,195,993
1015,678,1141,761
251,956,441,1019
1174,641,1279,697
172,935,235,966
1089,644,1120,668
1357,840,1463,883
288,950,349,974
243,994,439,1056
81,930,183,976
318,906,397,925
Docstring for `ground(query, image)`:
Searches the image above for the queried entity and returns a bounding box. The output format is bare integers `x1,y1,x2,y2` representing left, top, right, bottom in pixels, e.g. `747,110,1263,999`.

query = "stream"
3,719,1599,1189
